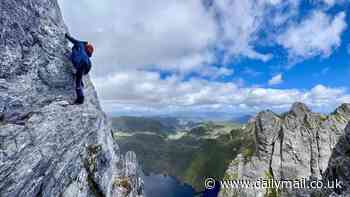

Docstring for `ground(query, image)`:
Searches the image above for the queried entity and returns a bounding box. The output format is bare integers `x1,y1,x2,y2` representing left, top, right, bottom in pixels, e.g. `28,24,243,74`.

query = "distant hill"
112,103,350,195
230,115,253,124
111,116,199,134
111,116,171,134
113,120,245,190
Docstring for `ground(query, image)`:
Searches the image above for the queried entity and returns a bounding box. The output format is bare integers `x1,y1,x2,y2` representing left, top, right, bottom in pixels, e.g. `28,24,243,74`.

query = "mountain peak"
255,110,280,124
334,103,350,116
289,102,311,117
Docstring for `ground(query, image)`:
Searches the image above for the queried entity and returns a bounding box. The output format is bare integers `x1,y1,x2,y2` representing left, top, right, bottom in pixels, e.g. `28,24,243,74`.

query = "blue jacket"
65,34,91,68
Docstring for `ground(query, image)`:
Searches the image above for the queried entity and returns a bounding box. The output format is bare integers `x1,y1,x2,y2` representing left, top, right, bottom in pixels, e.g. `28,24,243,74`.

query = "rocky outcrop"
0,0,143,196
220,102,350,197
323,122,350,196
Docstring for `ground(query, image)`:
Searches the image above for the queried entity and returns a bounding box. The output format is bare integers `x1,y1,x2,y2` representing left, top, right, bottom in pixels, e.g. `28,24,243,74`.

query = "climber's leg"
74,67,84,104
80,62,90,88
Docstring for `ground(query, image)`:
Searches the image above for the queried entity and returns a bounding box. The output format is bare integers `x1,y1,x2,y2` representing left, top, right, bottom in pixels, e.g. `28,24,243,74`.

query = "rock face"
0,1,143,196
220,102,350,197
323,122,350,196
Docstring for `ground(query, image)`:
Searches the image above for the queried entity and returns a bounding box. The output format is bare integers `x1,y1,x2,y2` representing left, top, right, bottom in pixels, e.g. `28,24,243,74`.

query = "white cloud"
268,0,300,26
58,0,218,76
58,0,300,76
323,0,335,6
94,70,350,115
57,0,350,116
268,74,283,85
267,0,282,5
58,0,348,72
278,11,347,60
94,70,240,107
309,84,345,100
200,66,234,79
212,0,273,62
319,0,346,7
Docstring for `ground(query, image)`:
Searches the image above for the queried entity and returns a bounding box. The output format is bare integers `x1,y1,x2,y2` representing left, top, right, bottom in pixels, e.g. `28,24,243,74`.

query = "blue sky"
58,0,350,117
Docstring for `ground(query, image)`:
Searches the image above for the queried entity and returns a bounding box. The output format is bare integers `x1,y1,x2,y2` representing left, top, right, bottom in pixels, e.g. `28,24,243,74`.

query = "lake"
143,174,196,197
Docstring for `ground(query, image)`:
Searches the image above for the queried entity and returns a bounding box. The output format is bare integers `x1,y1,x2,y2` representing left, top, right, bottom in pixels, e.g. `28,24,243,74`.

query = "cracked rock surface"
0,0,143,196
220,103,350,197
323,122,350,197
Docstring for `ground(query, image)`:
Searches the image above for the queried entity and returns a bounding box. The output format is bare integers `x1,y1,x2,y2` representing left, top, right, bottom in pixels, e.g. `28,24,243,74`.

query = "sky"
57,0,350,117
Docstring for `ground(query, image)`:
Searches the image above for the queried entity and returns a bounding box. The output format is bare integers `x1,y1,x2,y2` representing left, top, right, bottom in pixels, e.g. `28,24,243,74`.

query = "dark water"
143,174,196,197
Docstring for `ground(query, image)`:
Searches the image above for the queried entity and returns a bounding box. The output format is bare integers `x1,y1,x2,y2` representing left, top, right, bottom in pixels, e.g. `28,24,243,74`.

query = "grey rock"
289,102,311,119
220,102,350,197
333,104,350,116
0,0,143,196
323,122,350,196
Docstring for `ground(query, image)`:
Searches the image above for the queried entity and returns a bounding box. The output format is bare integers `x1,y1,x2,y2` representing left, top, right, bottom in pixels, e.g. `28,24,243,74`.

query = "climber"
194,180,221,197
65,33,94,104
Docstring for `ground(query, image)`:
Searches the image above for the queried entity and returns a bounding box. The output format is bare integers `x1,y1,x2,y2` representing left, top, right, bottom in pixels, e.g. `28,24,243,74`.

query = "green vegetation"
113,177,132,195
111,116,174,136
223,172,238,180
334,115,341,122
85,144,102,173
84,144,105,197
332,114,347,123
241,146,255,163
115,122,256,191
188,121,240,138
330,124,337,131
231,128,256,163
319,115,327,121
189,125,210,136
182,136,237,189
116,133,198,178
264,171,281,197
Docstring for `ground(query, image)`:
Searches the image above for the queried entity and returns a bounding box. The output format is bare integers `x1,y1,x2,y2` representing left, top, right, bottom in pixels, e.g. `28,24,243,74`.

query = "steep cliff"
323,122,350,196
0,0,143,196
220,103,350,197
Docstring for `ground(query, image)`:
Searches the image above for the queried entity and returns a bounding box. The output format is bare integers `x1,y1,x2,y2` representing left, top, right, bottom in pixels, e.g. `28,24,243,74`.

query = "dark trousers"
73,62,91,104
75,68,84,103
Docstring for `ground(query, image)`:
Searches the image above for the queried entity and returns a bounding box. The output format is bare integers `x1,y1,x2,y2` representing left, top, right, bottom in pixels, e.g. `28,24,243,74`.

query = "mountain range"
221,102,350,197
112,103,350,196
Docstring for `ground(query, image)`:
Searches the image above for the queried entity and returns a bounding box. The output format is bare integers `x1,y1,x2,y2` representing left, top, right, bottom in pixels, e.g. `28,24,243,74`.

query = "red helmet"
85,43,94,57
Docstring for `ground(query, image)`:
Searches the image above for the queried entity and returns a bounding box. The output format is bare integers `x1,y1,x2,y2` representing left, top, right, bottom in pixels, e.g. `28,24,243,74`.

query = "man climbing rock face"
65,33,94,104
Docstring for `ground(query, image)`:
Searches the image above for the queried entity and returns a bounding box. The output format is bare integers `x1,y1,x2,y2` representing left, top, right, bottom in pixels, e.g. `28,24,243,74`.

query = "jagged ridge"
220,102,350,197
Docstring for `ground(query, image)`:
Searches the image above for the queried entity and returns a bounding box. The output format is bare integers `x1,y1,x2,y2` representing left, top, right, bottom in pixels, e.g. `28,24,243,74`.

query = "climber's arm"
65,33,81,44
